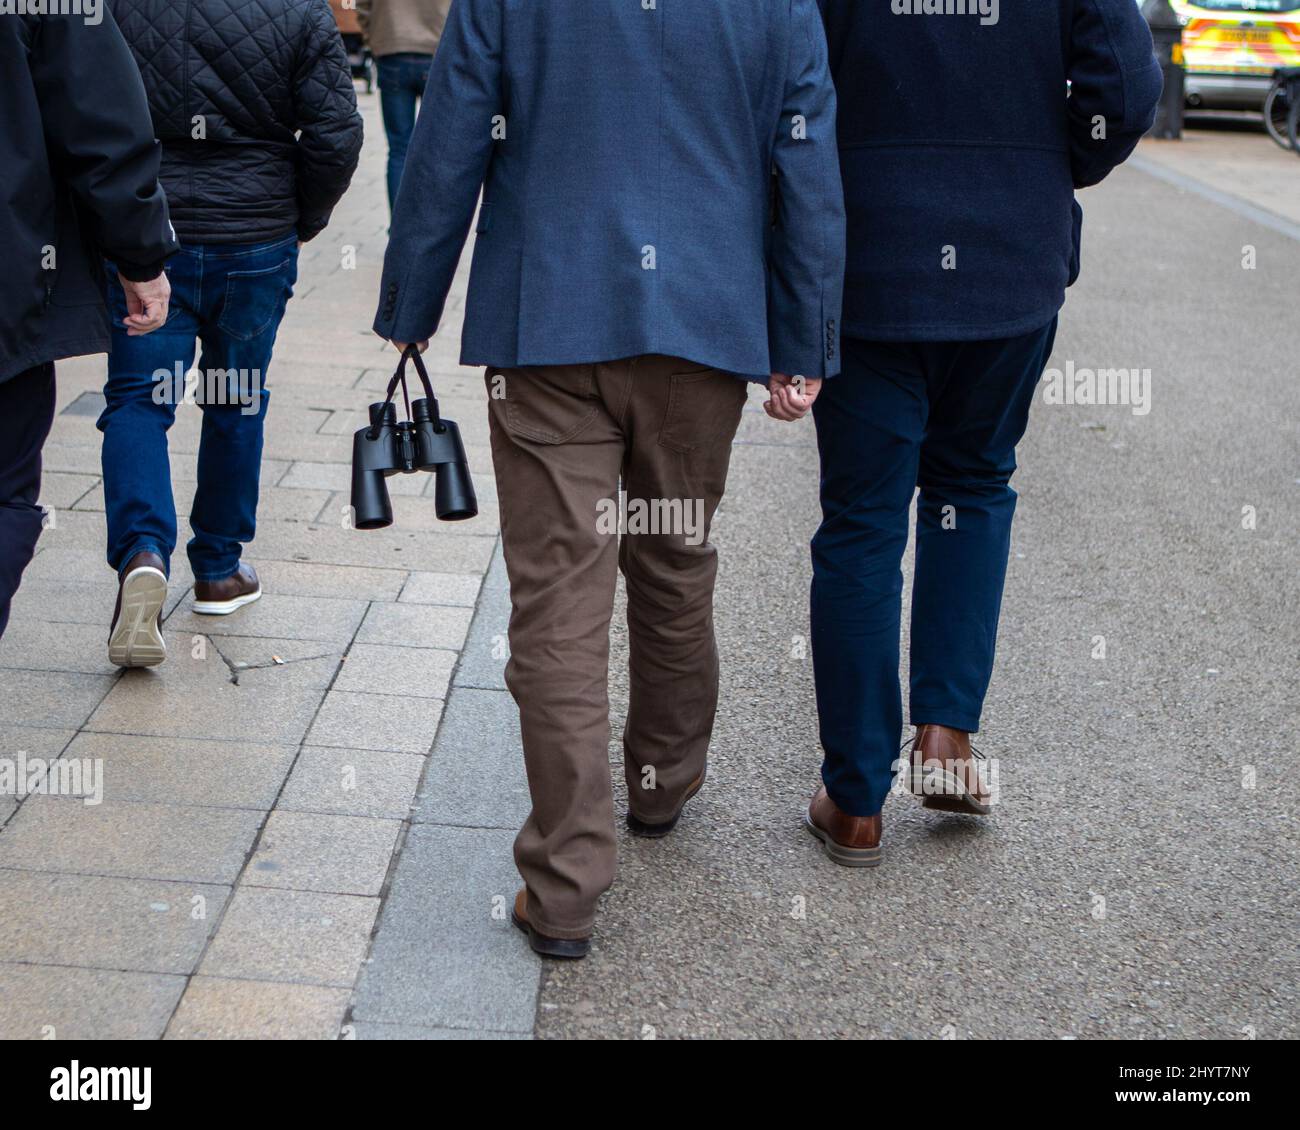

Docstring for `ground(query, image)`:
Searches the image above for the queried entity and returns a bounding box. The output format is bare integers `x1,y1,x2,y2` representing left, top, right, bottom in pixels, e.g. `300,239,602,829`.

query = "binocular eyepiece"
351,396,478,530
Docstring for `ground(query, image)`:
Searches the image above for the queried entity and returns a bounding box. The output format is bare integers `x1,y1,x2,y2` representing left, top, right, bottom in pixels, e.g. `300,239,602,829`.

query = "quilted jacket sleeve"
293,0,364,242
29,11,178,280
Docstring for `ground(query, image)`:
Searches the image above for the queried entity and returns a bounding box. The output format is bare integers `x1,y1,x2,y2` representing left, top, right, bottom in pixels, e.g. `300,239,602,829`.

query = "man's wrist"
117,260,167,283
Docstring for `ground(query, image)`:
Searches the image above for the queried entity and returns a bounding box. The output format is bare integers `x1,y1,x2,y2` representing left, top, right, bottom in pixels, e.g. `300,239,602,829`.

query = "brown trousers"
486,356,747,938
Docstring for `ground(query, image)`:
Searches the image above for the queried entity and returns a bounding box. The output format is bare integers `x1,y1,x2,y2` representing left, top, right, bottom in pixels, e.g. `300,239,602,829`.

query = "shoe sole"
510,909,590,960
803,814,883,868
108,567,168,669
626,772,706,839
906,766,993,816
192,588,262,616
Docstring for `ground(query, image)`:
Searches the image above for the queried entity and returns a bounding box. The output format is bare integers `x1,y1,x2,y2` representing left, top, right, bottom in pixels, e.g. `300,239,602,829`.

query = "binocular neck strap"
382,345,442,426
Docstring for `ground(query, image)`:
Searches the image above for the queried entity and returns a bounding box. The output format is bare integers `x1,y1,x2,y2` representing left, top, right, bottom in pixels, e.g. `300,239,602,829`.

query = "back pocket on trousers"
217,258,296,342
658,367,746,455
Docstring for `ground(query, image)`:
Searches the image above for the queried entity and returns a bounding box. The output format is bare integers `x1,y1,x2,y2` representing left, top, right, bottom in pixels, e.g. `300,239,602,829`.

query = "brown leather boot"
192,562,261,616
907,724,993,815
626,767,706,838
804,786,882,867
510,889,590,960
108,551,168,668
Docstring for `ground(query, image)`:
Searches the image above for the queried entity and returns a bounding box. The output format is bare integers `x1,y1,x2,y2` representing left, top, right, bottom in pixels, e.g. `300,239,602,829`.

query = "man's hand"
391,340,430,355
119,271,171,337
765,373,822,421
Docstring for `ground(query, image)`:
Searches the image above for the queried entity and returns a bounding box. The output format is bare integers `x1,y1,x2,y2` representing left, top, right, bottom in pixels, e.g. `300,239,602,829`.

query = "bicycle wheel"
1289,94,1300,155
1264,81,1292,149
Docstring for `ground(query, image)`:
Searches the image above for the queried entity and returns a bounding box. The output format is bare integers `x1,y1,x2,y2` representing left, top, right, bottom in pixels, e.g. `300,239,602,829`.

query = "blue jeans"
809,318,1059,817
377,52,432,212
99,237,299,581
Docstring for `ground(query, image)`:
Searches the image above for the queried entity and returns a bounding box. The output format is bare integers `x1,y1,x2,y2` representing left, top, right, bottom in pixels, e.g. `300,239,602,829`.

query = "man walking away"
357,0,451,212
375,0,844,957
102,0,363,668
804,0,1163,865
0,10,176,642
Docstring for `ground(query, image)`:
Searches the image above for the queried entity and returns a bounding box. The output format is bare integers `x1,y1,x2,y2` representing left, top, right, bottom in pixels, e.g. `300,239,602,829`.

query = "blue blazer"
818,0,1163,343
374,0,845,380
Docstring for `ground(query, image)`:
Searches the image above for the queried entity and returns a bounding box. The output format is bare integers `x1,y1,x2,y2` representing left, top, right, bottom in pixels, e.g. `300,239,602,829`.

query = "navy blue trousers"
810,318,1058,817
0,363,56,639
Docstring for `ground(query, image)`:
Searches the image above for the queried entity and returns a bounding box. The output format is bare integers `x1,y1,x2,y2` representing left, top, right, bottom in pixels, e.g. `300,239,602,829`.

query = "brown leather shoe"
510,889,590,960
804,785,882,867
626,767,706,838
192,562,261,616
906,724,993,815
108,551,168,668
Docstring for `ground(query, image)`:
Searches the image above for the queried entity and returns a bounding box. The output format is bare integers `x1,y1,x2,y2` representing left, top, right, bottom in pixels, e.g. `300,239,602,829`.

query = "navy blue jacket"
0,12,177,385
374,0,846,380
818,0,1163,342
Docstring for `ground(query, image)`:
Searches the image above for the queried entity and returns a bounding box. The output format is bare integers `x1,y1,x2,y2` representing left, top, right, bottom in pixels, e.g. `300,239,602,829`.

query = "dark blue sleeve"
768,0,846,380
1068,0,1165,189
373,0,503,343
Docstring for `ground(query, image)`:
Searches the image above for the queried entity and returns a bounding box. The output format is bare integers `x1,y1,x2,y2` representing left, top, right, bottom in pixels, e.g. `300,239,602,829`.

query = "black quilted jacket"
109,0,364,244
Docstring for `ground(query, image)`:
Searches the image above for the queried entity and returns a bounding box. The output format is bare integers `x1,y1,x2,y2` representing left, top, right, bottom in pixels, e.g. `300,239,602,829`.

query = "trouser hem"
908,706,981,734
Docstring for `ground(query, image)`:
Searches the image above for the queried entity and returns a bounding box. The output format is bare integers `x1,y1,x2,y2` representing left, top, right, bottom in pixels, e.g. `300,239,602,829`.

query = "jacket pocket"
217,256,297,342
659,367,747,455
502,365,599,445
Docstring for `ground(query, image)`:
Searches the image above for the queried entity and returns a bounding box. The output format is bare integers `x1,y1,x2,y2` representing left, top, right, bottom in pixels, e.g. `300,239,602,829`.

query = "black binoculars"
351,346,478,529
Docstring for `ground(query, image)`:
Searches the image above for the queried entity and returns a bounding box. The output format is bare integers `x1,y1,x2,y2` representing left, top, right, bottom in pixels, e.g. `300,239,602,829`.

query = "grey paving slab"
350,1021,529,1040
198,886,379,987
249,521,494,575
333,642,456,699
165,592,369,644
305,690,444,755
58,732,296,809
278,746,425,820
351,824,539,1032
0,619,130,675
0,963,186,1040
0,797,263,885
0,870,229,974
0,669,115,728
280,460,431,496
398,571,483,608
0,724,76,759
244,809,401,896
86,635,337,744
452,545,510,691
165,977,350,1040
252,560,407,602
414,688,530,830
357,601,472,652
38,471,99,509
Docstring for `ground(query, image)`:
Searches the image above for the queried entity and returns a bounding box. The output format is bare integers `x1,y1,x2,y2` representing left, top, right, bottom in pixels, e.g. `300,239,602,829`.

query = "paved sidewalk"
0,96,534,1039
